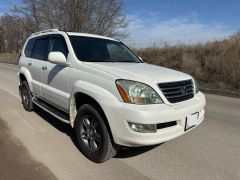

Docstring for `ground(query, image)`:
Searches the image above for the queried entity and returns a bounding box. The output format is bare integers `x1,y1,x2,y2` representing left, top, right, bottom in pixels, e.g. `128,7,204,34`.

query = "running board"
32,97,70,124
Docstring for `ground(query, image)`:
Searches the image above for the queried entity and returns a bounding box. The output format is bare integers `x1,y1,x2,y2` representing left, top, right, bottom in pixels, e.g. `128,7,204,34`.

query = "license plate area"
185,112,199,131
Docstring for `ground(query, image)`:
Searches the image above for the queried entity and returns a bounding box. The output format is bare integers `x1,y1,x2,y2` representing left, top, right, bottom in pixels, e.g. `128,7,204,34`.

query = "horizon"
0,0,239,47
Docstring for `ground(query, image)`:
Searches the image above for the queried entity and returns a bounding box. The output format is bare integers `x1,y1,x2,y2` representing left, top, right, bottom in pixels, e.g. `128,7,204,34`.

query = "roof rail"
31,29,60,36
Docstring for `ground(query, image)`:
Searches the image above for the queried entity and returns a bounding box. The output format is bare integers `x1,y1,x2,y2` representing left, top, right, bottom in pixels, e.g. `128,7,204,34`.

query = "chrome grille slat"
164,90,183,95
160,84,193,91
166,91,193,99
163,86,193,94
158,80,194,103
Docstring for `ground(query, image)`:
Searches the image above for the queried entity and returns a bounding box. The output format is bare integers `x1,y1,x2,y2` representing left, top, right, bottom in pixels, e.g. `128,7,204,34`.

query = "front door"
41,35,70,112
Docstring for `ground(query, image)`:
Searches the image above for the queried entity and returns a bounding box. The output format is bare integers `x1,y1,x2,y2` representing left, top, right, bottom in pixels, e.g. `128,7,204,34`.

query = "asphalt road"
0,62,239,180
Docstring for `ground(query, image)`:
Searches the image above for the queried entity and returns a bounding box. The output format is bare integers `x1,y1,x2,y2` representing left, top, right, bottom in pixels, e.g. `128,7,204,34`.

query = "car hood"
83,62,192,84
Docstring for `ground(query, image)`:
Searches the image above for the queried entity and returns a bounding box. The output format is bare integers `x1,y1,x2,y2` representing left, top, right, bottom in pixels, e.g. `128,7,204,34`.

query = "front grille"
158,80,194,103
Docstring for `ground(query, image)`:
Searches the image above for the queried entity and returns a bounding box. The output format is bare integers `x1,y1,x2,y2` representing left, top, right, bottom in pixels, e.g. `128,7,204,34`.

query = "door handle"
28,62,32,66
42,65,47,71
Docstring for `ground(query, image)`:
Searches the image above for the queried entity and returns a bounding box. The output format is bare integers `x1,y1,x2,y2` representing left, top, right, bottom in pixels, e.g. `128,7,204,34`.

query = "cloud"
125,12,234,47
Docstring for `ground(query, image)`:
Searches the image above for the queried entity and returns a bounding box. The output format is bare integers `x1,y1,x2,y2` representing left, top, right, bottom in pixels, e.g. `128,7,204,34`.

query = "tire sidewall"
21,81,33,111
74,104,112,162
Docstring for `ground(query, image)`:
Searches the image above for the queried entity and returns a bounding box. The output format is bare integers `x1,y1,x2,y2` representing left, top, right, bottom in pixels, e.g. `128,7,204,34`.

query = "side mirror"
48,52,67,65
138,56,144,62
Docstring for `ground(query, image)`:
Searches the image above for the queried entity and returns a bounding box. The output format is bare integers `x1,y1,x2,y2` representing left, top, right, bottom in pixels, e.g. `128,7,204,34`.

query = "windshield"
69,35,142,63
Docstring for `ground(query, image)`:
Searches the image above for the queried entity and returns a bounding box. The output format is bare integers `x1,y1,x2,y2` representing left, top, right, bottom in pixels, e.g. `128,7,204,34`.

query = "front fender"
68,80,120,127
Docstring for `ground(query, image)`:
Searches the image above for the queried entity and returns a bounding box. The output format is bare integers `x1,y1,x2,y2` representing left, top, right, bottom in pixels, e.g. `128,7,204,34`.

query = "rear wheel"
74,104,119,163
21,81,34,111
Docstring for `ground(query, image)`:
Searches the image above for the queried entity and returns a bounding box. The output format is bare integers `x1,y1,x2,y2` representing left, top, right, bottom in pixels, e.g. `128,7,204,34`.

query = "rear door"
41,34,70,112
30,36,50,96
22,38,35,92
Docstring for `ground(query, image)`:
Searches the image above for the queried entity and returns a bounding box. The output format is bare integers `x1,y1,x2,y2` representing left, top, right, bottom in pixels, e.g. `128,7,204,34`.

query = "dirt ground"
0,118,56,180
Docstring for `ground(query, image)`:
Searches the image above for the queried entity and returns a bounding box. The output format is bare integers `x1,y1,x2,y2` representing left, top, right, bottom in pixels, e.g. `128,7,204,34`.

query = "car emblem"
181,86,186,94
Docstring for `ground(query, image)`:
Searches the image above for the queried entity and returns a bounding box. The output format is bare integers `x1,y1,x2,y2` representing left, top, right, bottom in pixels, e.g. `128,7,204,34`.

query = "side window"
49,37,68,57
24,38,36,58
32,38,49,60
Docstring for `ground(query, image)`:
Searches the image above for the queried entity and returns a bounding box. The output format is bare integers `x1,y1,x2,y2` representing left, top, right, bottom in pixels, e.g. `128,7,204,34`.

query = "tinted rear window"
24,38,36,58
32,38,49,60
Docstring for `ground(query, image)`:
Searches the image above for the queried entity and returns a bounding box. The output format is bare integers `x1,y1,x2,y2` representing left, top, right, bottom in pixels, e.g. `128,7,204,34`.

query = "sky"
123,0,239,47
0,0,239,47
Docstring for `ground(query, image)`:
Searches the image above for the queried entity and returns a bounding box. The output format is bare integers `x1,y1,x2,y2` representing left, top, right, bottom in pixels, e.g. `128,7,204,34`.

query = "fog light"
128,122,157,133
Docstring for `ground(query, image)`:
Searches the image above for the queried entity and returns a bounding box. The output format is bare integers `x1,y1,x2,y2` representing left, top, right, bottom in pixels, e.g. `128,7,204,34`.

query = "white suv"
18,29,206,162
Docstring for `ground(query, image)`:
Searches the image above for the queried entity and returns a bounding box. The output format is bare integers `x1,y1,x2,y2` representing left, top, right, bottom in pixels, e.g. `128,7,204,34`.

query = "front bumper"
102,92,206,147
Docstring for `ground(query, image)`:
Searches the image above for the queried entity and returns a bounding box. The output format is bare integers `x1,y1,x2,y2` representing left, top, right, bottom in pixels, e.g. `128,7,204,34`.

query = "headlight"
116,80,163,104
193,78,198,94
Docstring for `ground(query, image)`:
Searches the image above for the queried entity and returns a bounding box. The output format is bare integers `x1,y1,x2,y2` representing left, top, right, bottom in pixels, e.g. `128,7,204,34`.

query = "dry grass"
135,33,240,93
0,53,19,65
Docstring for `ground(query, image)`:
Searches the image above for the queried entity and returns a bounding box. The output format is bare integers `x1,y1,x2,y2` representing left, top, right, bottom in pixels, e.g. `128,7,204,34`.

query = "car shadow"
115,144,162,159
33,107,163,159
33,107,79,148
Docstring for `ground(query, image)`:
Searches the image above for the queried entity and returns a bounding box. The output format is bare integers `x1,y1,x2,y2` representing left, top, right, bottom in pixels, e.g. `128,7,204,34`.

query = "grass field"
0,53,19,65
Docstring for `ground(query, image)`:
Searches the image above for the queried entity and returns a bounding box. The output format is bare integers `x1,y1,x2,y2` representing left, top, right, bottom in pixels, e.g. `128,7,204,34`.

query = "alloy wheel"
22,86,30,107
80,115,102,152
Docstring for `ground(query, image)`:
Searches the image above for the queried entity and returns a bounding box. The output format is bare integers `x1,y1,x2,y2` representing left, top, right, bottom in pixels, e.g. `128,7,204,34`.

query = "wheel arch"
19,67,33,92
71,92,115,142
19,73,27,83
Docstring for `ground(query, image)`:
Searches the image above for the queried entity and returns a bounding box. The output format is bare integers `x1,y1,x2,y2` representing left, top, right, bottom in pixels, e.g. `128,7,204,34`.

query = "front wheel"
74,104,119,163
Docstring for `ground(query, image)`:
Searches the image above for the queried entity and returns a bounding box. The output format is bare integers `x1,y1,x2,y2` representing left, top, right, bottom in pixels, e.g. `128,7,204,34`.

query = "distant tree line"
0,0,128,53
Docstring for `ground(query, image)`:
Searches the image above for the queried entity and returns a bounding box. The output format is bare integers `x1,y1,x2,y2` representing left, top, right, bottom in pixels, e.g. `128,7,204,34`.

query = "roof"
67,32,119,41
29,29,119,41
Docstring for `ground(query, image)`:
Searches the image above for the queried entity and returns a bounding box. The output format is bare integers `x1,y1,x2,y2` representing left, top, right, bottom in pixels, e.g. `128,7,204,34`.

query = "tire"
21,81,34,111
74,104,119,163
